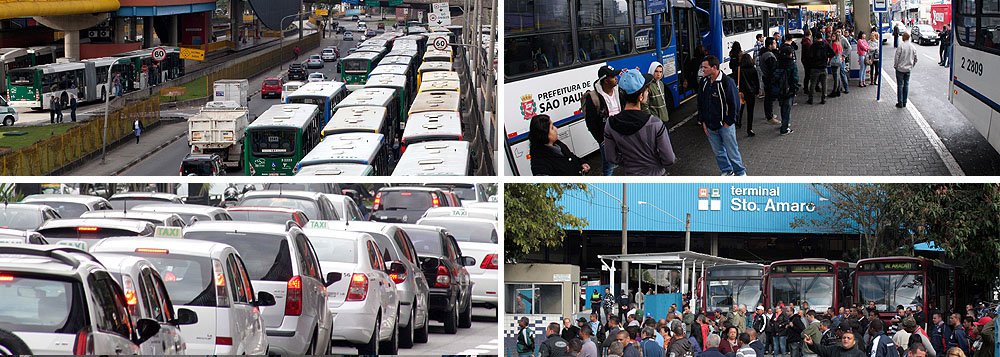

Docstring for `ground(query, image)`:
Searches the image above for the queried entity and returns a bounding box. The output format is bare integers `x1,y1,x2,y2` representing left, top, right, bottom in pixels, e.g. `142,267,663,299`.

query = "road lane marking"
881,69,964,175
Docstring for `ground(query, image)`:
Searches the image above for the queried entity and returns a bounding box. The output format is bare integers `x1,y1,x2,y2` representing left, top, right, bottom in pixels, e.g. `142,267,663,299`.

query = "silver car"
0,203,61,231
21,194,113,218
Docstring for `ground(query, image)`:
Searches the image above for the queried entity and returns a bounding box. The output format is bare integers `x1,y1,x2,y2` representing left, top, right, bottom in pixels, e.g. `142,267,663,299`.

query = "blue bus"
504,0,787,175
284,81,348,126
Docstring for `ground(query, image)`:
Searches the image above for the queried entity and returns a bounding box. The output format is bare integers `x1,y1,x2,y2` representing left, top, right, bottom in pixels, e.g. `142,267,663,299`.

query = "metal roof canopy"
598,250,746,313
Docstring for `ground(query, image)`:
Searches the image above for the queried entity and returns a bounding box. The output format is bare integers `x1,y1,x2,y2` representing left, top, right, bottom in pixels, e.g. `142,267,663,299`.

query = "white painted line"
881,69,965,175
923,53,938,62
669,112,697,133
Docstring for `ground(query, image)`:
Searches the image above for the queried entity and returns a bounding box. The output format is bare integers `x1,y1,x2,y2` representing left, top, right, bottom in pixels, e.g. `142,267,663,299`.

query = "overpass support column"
230,0,243,43
143,16,153,48
129,17,137,42
64,30,80,60
170,15,179,46
114,17,126,44
855,0,872,38
838,0,846,24
709,233,718,256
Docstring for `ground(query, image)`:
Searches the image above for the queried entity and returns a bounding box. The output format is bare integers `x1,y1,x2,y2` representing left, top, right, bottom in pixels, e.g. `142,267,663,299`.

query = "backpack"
581,89,602,115
772,65,798,99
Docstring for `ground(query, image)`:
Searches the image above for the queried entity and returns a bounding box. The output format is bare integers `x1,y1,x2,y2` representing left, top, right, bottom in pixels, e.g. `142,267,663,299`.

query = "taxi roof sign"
154,226,183,238
450,208,468,216
0,238,23,244
309,220,332,229
56,240,88,251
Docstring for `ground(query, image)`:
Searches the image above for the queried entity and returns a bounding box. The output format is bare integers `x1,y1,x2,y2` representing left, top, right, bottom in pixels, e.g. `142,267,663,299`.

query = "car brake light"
0,274,13,282
285,276,303,316
481,254,498,270
216,336,233,345
213,259,229,307
74,327,94,355
431,193,441,207
77,226,99,232
346,273,369,301
372,192,382,210
401,145,407,154
122,275,138,306
434,265,450,288
390,270,406,284
135,248,169,254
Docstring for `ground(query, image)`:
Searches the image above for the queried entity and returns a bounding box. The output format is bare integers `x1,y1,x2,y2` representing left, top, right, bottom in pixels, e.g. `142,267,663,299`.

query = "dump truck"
188,100,249,168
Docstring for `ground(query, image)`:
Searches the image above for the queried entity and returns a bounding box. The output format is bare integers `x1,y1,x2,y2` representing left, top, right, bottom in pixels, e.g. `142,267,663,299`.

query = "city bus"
855,257,956,326
341,52,383,90
949,0,1000,153
701,263,766,313
322,105,393,141
6,57,135,110
379,55,420,87
423,48,453,63
765,259,855,312
333,87,401,150
0,48,31,94
416,61,453,88
400,111,463,152
242,104,322,176
294,132,393,175
504,0,787,175
364,74,412,126
294,162,375,176
26,46,62,66
418,77,460,93
409,90,460,116
284,81,348,126
392,140,471,176
112,47,185,89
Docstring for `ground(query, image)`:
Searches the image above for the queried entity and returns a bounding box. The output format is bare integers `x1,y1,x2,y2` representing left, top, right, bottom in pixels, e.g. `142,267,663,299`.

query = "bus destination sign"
771,264,832,274
860,261,921,271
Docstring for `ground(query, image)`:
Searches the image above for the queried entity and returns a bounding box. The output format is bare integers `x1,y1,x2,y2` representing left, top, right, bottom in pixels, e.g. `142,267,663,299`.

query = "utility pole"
621,183,628,297
685,213,691,251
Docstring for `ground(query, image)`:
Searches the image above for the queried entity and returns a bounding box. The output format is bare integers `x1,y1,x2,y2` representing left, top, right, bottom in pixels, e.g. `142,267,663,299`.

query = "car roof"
22,194,108,205
422,207,497,220
91,237,233,257
184,220,293,236
301,226,372,241
37,218,155,232
265,76,281,80
242,190,325,200
0,228,44,242
80,210,181,220
417,216,498,227
110,192,181,200
227,206,305,214
395,223,445,233
0,244,104,275
90,252,153,276
131,203,227,215
315,220,396,235
0,203,54,212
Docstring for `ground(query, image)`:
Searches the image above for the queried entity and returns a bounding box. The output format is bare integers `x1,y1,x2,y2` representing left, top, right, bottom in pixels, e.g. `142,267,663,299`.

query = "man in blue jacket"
867,320,900,357
697,55,747,176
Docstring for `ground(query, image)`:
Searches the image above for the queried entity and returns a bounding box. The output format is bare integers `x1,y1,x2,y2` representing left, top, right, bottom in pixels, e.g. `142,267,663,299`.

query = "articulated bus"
701,263,766,313
855,257,956,326
504,0,787,175
766,259,854,312
949,0,1000,152
6,57,135,110
112,47,185,90
243,104,322,176
0,48,32,94
284,81,348,126
341,52,383,90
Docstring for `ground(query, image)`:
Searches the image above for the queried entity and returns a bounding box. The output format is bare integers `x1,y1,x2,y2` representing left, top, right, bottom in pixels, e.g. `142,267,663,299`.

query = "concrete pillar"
710,233,719,256
170,15,179,46
143,17,153,47
230,0,242,42
855,0,872,39
114,17,126,44
129,17,137,42
838,0,846,24
64,30,80,60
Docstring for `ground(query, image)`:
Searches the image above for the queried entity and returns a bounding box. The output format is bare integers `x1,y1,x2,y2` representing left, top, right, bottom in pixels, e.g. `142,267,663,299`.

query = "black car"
371,187,454,224
336,26,346,34
180,153,224,176
288,63,307,81
399,224,474,334
911,24,940,45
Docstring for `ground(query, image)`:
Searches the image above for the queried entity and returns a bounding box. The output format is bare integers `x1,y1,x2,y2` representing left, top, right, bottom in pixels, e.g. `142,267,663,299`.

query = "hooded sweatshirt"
603,109,676,176
642,61,671,122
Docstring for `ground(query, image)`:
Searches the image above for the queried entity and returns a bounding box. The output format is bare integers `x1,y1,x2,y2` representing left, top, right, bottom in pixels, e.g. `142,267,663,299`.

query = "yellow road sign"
180,47,205,61
316,9,329,16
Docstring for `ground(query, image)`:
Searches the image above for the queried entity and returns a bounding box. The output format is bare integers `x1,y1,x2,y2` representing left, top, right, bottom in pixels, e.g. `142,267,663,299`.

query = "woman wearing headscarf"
642,61,670,122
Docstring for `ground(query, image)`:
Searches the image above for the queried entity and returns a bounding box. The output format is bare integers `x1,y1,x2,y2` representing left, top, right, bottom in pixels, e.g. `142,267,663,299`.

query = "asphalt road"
328,306,499,355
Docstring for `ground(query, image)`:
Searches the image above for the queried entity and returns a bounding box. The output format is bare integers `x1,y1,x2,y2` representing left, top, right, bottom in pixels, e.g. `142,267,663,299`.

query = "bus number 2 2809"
960,57,984,76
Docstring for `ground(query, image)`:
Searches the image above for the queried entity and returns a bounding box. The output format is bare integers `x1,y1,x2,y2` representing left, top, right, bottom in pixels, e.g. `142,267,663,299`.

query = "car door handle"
114,347,124,354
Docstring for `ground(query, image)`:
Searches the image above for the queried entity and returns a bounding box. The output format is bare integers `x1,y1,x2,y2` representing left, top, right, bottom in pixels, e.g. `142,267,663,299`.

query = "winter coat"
530,140,584,176
972,320,994,357
804,320,823,354
583,82,626,143
697,72,741,130
774,313,790,337
810,341,868,357
540,335,570,357
737,60,760,96
603,110,676,176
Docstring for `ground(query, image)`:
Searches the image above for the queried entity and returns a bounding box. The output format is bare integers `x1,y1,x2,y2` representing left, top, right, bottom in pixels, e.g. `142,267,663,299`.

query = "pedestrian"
894,25,900,48
610,341,626,357
564,318,582,341
704,335,729,357
541,322,570,357
802,330,866,357
603,288,617,322
971,316,993,357
948,314,971,356
947,347,967,357
605,317,624,353
721,326,743,356
771,45,800,136
635,289,646,311
837,30,852,94
804,311,823,357
758,38,781,125
54,96,63,123
737,333,758,357
529,114,590,175
49,96,57,123
736,53,760,136
134,119,143,144
697,55,746,176
820,320,839,347
603,68,676,176
754,307,769,347
69,96,77,122
581,325,600,357
869,320,901,357
669,324,695,357
643,62,670,123
113,73,122,96
857,32,871,87
931,313,950,356
805,32,833,105
591,291,603,317
583,65,625,176
800,30,814,94
939,25,952,67
516,317,535,357
752,34,766,63
894,32,918,108
788,308,807,357
684,45,708,92
641,327,666,357
294,46,301,60
868,32,881,86
729,42,744,74
774,308,791,357
621,330,641,357
749,328,765,357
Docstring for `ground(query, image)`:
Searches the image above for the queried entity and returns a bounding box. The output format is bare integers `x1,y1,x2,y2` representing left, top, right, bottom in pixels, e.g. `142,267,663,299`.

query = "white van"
0,95,18,126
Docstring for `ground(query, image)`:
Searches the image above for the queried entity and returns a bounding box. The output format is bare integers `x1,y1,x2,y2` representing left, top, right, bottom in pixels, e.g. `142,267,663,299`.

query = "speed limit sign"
432,37,448,51
151,47,167,62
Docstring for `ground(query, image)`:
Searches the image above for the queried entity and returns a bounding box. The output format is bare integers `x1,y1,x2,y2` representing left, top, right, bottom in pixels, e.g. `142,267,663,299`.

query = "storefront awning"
0,0,120,20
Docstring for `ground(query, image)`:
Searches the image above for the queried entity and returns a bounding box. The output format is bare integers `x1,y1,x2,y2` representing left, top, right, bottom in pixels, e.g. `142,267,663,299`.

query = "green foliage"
504,184,588,261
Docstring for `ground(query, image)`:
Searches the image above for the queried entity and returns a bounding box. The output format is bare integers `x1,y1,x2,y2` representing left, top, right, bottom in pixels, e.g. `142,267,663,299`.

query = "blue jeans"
600,142,616,176
790,341,804,357
705,125,746,175
780,97,793,133
839,61,850,92
896,70,911,105
943,45,952,67
764,94,775,120
859,54,868,84
773,336,788,356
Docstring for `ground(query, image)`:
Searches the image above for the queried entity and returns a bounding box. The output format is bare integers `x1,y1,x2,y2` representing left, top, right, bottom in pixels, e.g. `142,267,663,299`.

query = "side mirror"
460,256,476,267
172,308,198,325
188,216,199,225
326,272,343,287
133,318,161,345
255,291,276,307
387,261,406,275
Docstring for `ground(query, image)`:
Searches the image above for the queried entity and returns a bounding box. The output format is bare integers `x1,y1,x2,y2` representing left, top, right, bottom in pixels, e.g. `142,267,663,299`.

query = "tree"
505,184,588,261
791,183,893,259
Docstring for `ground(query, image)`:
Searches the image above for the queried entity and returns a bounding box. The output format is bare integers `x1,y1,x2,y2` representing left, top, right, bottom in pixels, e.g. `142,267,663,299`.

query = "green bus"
365,73,410,128
243,103,322,176
7,57,135,110
341,52,382,91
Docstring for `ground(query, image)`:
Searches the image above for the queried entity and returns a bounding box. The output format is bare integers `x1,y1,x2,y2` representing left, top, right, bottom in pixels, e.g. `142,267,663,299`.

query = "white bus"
950,0,1000,152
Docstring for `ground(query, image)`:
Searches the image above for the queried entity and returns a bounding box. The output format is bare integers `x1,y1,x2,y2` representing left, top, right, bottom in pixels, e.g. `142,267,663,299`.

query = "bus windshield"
769,275,834,310
250,129,298,157
344,60,369,72
8,69,34,86
708,278,762,312
857,274,923,311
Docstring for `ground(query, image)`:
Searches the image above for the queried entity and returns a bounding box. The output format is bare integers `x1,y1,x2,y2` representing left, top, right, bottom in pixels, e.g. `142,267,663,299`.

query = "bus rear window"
344,60,369,72
250,129,297,157
7,70,34,86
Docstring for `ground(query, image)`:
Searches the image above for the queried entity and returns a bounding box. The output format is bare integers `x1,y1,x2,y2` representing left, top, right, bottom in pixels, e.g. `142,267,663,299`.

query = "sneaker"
721,172,734,176
747,130,756,137
895,103,903,108
828,92,840,98
781,129,794,136
767,118,781,125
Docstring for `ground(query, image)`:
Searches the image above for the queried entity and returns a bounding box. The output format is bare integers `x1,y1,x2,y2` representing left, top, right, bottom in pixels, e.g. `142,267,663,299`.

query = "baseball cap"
973,316,992,326
757,306,764,311
619,69,653,95
597,65,619,79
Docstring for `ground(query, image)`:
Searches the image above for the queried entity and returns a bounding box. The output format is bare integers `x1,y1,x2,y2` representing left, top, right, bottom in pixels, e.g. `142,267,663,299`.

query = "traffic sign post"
431,2,451,25
151,47,167,62
433,36,449,50
179,47,205,61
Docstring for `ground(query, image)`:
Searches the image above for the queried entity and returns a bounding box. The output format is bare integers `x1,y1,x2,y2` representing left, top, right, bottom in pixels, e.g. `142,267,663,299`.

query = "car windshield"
184,231,293,281
310,236,357,263
311,55,321,59
31,201,90,219
240,197,320,220
418,218,496,243
0,275,86,333
405,228,444,256
132,253,216,306
0,206,44,231
378,191,431,211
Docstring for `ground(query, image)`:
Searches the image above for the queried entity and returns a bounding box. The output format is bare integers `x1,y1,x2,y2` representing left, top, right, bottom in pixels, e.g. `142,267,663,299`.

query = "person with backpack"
806,32,834,105
772,45,801,136
758,38,781,126
583,65,625,176
603,68,676,176
736,53,760,136
697,55,746,176
517,317,536,357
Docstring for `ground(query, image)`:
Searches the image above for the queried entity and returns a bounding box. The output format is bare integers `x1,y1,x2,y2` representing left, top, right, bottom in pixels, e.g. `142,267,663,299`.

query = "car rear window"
264,183,331,193
239,197,320,221
33,201,90,219
36,227,144,240
109,197,173,210
132,253,215,306
184,231,293,282
229,210,306,226
405,229,444,256
417,219,497,243
264,79,280,85
0,207,45,231
379,191,432,211
0,274,86,333
182,161,214,176
310,237,357,263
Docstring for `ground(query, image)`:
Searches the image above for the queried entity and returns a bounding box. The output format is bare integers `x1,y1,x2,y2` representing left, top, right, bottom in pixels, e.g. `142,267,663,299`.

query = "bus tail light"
346,273,369,301
213,259,229,307
285,276,303,316
434,265,451,288
372,192,383,210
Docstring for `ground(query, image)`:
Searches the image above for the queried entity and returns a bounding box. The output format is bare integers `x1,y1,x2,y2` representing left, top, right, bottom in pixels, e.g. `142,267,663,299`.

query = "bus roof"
392,140,470,176
398,34,427,41
419,79,459,92
355,46,387,55
344,51,382,61
295,163,374,176
335,88,396,108
287,81,347,99
248,104,320,129
420,71,459,82
298,133,385,167
25,61,86,73
323,106,389,135
402,111,463,141
361,39,389,47
0,48,26,62
365,74,407,89
381,55,416,65
370,64,409,76
424,48,452,58
419,61,453,72
409,91,460,114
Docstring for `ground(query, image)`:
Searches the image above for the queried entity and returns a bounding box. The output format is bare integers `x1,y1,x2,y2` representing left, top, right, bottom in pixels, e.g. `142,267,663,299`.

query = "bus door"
673,0,700,96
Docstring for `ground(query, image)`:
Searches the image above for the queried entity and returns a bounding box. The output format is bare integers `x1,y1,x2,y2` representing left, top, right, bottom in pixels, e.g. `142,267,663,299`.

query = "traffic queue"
0,183,498,355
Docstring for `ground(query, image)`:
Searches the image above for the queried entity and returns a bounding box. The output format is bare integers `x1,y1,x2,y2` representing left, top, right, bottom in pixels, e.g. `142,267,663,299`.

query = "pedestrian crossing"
456,339,500,355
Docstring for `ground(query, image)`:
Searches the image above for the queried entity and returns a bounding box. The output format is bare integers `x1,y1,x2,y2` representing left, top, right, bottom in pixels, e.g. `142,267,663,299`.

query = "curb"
111,131,188,176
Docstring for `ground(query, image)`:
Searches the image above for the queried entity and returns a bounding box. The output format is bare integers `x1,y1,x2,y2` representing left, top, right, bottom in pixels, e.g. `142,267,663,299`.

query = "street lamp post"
279,12,307,70
636,200,691,251
101,57,131,164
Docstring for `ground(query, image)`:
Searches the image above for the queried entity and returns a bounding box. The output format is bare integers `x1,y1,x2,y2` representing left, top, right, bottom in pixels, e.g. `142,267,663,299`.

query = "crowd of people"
515,296,998,357
525,15,953,177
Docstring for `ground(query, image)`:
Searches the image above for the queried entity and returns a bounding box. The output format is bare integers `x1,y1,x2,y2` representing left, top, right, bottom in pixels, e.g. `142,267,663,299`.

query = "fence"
0,96,160,176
